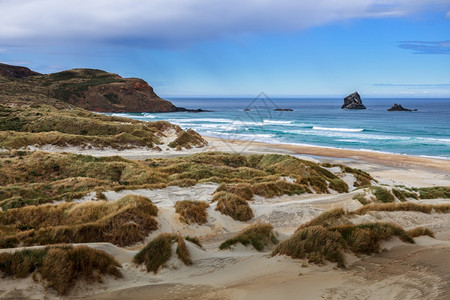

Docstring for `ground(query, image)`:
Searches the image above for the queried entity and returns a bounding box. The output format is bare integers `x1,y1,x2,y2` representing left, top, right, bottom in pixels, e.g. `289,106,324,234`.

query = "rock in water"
341,92,366,109
387,104,413,111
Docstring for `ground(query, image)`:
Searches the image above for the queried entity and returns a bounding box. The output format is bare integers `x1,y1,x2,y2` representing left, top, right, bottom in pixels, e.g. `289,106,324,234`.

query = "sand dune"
1,140,449,299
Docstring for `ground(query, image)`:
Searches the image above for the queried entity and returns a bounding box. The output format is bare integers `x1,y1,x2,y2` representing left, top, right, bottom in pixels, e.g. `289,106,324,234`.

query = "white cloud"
0,0,446,47
446,10,450,17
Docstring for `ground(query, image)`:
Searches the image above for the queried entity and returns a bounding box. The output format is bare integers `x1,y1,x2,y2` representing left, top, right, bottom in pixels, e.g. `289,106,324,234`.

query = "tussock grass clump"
133,233,174,273
328,178,349,193
174,200,209,224
392,188,418,201
407,227,435,238
275,222,416,268
133,233,192,273
216,183,254,200
353,193,369,205
168,129,208,149
0,245,121,295
342,166,374,187
273,226,346,267
213,191,253,221
416,186,450,199
354,202,450,215
176,235,192,265
252,180,308,198
329,222,414,253
185,236,202,248
219,223,278,251
371,187,395,203
296,208,347,231
0,195,158,247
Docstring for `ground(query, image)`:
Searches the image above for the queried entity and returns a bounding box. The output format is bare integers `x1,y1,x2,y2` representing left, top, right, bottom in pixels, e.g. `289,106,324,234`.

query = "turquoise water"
108,98,450,159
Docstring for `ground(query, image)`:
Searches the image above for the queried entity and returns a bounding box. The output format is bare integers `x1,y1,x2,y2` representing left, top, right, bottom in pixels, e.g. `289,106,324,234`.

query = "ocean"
108,97,450,159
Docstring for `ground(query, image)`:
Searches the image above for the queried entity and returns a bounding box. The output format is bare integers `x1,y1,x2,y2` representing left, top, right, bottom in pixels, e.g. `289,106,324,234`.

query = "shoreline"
204,136,450,173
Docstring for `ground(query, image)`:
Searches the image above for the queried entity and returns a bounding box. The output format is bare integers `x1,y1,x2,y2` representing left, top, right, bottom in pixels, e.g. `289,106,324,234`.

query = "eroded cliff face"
64,77,176,112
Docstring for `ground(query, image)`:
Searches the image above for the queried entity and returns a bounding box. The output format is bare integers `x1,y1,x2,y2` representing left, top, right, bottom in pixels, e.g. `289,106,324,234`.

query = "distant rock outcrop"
274,108,293,111
387,104,414,112
342,92,366,109
0,63,41,78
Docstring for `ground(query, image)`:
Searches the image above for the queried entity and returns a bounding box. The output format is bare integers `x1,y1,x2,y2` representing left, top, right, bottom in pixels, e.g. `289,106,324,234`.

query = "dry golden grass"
185,236,202,248
213,191,253,222
216,182,254,200
407,227,435,238
354,202,450,215
275,222,417,268
219,223,279,251
296,208,347,231
329,222,414,254
176,235,192,265
273,226,346,267
0,245,121,295
174,200,209,224
168,129,208,149
1,151,356,211
0,195,158,248
133,233,192,273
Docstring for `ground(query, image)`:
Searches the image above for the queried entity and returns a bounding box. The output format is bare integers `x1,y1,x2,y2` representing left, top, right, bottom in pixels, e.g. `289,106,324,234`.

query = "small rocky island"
387,104,416,112
341,92,366,109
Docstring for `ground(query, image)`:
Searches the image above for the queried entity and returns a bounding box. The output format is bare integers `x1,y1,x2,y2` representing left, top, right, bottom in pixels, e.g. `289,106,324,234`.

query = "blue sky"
0,0,449,97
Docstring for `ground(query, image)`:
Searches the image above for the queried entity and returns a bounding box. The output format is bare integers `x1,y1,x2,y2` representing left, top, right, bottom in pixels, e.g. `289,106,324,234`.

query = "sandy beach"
1,138,449,300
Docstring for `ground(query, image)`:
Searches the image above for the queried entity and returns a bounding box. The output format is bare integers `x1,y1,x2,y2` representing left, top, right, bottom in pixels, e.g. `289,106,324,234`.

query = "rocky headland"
0,63,202,113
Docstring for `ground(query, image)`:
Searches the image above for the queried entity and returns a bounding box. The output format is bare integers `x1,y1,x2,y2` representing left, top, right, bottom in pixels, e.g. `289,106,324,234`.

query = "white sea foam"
170,118,233,123
263,120,293,125
335,139,369,144
313,126,364,132
142,113,156,118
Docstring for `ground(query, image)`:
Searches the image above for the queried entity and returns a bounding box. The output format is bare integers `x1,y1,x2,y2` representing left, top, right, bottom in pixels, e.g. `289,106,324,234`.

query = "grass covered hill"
0,63,176,112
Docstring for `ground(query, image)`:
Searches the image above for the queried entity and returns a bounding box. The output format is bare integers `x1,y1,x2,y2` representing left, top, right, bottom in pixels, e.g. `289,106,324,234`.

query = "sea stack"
387,104,413,111
341,92,366,109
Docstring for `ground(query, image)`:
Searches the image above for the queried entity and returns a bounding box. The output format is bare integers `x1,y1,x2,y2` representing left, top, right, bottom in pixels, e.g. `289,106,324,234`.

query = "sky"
0,0,449,98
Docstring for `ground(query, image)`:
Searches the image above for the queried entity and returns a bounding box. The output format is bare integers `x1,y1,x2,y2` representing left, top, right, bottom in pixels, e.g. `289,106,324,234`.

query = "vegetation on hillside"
0,105,208,150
